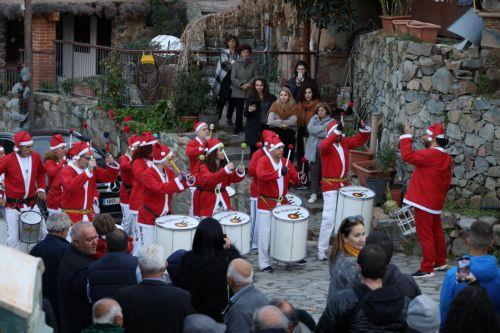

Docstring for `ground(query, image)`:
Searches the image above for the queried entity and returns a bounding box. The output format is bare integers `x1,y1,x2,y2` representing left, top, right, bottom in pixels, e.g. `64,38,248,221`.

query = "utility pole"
24,0,34,128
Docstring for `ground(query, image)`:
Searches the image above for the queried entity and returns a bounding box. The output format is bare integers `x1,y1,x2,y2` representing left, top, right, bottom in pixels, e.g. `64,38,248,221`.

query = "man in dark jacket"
87,229,139,303
58,221,98,333
30,213,72,325
117,244,194,333
316,245,407,333
367,231,421,300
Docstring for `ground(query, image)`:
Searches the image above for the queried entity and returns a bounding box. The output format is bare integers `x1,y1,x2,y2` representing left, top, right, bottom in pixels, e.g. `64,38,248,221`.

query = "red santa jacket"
118,154,133,205
248,148,266,198
256,154,299,211
138,165,186,225
186,137,206,173
400,134,452,214
94,235,134,260
193,163,245,217
46,171,63,210
44,158,66,190
129,158,152,212
60,162,119,223
319,128,370,192
0,151,46,208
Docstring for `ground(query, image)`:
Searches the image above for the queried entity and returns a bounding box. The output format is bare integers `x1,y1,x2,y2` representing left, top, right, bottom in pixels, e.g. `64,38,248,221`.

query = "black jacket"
87,251,139,303
116,279,194,333
174,246,240,322
316,284,407,333
383,264,421,300
244,94,277,145
285,76,318,100
58,246,94,333
30,234,70,324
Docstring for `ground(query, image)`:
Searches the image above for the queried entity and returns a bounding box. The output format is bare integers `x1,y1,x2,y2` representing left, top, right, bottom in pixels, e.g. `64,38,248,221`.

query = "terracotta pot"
180,115,199,127
379,15,412,33
393,19,411,34
407,21,441,43
352,160,393,187
390,188,403,206
348,149,373,172
72,83,94,97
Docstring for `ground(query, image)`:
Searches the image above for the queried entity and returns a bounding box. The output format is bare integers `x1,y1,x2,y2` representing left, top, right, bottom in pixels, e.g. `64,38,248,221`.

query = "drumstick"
209,124,215,138
285,144,294,167
166,155,181,174
240,143,247,165
221,145,230,164
300,157,307,174
410,105,427,126
69,128,74,147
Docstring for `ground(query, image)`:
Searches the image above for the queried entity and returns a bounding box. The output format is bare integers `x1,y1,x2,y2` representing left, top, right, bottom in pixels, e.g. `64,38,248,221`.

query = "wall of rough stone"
353,31,500,209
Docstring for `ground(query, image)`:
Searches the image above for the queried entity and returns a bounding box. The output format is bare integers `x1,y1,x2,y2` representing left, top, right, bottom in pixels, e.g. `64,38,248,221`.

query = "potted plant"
379,0,413,32
407,20,441,43
349,146,373,172
353,144,397,186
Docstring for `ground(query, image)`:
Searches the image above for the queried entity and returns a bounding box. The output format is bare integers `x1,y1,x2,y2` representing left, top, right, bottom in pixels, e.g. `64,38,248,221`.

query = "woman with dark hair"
327,216,366,301
442,285,498,333
192,138,246,217
230,44,257,135
213,35,240,124
244,77,277,156
175,217,240,322
285,60,318,100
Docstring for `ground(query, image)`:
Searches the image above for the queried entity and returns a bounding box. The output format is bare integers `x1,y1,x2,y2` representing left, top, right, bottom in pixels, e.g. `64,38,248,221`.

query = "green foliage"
150,0,188,37
40,81,56,92
99,52,125,109
380,0,413,16
61,79,73,94
444,202,500,219
171,66,217,116
375,144,397,171
476,75,495,96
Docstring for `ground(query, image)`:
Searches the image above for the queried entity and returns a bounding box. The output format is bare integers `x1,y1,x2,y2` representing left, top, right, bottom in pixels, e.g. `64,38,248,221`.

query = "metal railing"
0,67,19,98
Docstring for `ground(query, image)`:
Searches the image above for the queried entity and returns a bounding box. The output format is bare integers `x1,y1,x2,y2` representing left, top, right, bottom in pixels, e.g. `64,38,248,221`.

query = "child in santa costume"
118,134,140,235
256,135,300,272
44,134,68,216
0,131,48,250
186,122,209,216
192,138,245,217
59,141,119,223
136,144,188,253
400,122,452,278
317,119,371,261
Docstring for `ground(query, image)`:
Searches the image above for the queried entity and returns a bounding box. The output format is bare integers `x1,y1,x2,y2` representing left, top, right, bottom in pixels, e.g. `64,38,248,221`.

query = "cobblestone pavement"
245,241,446,322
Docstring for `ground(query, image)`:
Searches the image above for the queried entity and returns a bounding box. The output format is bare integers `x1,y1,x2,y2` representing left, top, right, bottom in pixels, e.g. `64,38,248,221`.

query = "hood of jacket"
361,285,406,326
470,255,500,283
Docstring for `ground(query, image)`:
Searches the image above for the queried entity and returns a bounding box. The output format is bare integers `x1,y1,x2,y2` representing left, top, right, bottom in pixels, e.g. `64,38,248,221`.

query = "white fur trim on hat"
268,142,284,152
140,139,158,146
195,122,207,132
18,140,33,147
78,147,93,157
208,142,223,154
50,142,67,150
425,129,433,136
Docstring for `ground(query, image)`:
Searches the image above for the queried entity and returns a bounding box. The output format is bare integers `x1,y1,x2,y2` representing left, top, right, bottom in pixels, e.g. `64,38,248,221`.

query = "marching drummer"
136,144,188,253
256,135,299,273
192,138,245,217
118,134,141,235
0,131,48,250
44,134,68,216
317,119,371,261
59,141,119,223
186,122,209,172
400,122,451,278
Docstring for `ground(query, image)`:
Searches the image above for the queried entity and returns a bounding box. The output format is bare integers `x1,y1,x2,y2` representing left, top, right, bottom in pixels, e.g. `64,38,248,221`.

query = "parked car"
0,130,122,221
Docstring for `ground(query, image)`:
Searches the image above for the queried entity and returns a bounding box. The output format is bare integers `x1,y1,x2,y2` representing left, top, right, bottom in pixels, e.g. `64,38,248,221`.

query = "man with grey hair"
253,305,289,333
58,221,98,333
117,244,194,333
82,298,124,333
269,299,311,333
224,258,268,333
30,213,72,325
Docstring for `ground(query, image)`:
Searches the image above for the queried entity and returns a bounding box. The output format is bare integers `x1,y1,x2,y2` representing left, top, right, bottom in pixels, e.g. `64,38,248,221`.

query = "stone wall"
353,31,500,209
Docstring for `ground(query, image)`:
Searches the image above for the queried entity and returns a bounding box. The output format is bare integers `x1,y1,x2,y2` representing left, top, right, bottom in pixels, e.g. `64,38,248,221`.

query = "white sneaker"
318,253,328,261
434,264,448,271
308,194,318,203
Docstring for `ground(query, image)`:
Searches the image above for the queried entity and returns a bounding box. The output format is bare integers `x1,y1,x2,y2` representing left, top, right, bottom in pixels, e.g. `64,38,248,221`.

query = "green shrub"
375,144,397,171
171,66,216,116
150,0,188,37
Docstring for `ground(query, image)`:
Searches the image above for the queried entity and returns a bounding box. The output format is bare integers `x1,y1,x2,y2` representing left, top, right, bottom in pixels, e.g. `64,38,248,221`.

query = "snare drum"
19,210,43,244
285,194,303,206
270,205,309,262
334,186,375,236
212,211,251,254
155,215,199,257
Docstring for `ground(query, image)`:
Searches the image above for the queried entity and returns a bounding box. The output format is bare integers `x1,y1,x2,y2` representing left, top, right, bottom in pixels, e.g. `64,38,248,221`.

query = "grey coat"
327,252,361,302
230,59,257,99
224,284,269,333
305,115,333,162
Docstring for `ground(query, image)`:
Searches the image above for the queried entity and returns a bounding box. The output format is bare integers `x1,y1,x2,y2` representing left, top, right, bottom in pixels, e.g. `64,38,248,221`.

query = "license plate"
103,197,120,206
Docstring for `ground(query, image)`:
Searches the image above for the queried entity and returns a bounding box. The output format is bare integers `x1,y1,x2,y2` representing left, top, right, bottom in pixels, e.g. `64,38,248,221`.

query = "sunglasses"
81,156,92,160
345,215,364,224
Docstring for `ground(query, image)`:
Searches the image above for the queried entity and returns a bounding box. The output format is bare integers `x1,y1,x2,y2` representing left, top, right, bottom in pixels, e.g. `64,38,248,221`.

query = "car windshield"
32,136,104,160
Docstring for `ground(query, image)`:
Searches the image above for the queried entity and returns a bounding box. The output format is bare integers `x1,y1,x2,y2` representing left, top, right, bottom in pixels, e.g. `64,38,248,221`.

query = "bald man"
269,300,311,333
82,298,124,332
253,305,289,333
224,259,269,333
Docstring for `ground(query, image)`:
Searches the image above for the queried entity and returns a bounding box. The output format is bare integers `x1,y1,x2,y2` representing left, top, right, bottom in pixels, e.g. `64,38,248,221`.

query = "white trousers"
189,187,196,217
133,222,155,256
250,197,258,249
120,203,133,235
317,190,339,257
257,209,273,269
6,205,47,251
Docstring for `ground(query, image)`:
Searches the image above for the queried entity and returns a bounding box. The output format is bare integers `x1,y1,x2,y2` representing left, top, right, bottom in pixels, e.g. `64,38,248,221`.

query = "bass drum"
212,211,251,255
155,215,199,257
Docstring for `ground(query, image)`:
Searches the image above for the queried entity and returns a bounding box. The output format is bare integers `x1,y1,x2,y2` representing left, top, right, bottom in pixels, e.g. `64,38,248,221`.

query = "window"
74,16,90,53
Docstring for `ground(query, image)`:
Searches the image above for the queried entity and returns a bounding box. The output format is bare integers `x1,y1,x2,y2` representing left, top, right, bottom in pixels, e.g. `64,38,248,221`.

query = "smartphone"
457,257,471,281
297,72,303,80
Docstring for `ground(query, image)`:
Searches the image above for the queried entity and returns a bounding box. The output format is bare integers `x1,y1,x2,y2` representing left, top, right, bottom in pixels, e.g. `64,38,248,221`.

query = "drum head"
226,186,236,197
20,211,42,225
156,215,199,230
285,194,303,206
339,186,375,199
272,205,309,221
212,211,250,225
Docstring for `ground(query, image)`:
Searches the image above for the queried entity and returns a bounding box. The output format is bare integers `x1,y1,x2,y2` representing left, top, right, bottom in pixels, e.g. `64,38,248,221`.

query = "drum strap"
62,208,94,215
322,177,349,185
143,204,160,219
259,195,288,210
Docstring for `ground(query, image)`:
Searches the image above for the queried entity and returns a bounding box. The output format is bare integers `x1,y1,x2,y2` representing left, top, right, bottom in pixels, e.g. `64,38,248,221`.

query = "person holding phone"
285,60,318,100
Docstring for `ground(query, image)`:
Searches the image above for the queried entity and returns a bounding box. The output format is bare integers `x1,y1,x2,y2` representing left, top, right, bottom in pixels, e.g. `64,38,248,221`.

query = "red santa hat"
152,143,173,163
194,122,207,133
267,135,284,152
0,146,4,152
326,120,341,137
261,130,278,147
49,134,67,150
140,131,157,146
13,131,33,151
206,138,224,154
72,141,94,157
127,134,141,150
426,123,445,141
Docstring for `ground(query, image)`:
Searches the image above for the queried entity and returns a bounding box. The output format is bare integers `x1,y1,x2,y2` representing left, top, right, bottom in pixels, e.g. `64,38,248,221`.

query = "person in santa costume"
118,134,141,235
256,135,300,272
44,134,68,215
0,131,47,250
192,138,245,217
59,141,119,223
317,119,371,261
400,122,452,278
136,144,188,253
186,122,209,216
